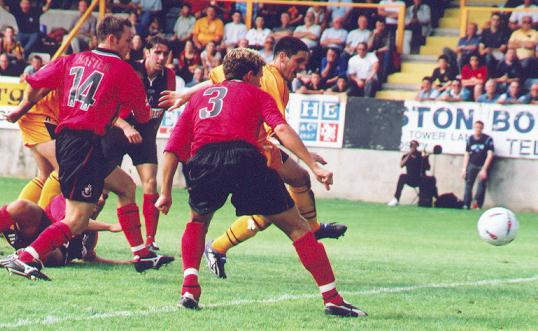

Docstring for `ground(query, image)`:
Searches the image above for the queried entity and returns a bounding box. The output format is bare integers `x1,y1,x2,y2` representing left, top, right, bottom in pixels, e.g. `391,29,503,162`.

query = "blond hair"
223,48,265,81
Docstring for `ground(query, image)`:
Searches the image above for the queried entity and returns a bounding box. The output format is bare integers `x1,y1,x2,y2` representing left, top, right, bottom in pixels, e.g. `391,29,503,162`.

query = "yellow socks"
38,171,61,208
18,177,44,203
288,185,321,232
211,215,270,254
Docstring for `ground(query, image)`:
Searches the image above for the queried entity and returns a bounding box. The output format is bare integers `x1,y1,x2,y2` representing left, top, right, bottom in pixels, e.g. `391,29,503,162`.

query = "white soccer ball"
477,207,519,246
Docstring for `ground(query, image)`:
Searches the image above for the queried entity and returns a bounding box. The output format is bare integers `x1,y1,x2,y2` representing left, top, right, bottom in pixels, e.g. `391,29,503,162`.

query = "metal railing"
217,0,407,53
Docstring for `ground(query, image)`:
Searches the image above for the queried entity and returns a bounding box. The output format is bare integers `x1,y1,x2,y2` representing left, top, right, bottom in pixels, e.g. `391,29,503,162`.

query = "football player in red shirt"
2,17,173,281
102,36,176,251
0,195,132,270
156,48,366,317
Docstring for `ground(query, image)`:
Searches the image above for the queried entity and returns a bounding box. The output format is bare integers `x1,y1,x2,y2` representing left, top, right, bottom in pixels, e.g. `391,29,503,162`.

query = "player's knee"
117,177,137,202
143,176,157,194
288,168,311,188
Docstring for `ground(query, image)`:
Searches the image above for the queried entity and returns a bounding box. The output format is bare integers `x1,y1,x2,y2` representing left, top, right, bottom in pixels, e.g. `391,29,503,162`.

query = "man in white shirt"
273,12,295,41
405,0,431,53
509,0,538,29
345,15,372,56
378,0,406,37
173,4,195,45
245,16,271,50
347,42,379,97
320,17,348,50
294,11,322,49
223,11,248,49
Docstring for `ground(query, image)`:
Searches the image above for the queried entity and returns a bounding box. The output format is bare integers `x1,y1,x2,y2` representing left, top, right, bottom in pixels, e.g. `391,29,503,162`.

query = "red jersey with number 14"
165,80,287,162
26,48,150,136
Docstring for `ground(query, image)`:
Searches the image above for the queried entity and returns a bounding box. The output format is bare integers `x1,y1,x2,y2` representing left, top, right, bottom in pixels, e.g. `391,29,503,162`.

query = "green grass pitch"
0,177,537,330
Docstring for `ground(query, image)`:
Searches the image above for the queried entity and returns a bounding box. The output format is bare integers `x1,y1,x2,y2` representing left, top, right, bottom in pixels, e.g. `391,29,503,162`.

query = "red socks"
181,221,206,300
117,203,151,257
19,222,73,263
0,205,15,232
293,231,344,305
143,194,160,245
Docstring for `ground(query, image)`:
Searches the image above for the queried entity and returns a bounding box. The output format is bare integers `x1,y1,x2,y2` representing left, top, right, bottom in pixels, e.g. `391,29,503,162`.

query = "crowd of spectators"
419,1,538,105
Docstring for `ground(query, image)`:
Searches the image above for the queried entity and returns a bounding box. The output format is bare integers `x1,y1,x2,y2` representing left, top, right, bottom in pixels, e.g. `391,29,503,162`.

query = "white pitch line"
1,275,537,329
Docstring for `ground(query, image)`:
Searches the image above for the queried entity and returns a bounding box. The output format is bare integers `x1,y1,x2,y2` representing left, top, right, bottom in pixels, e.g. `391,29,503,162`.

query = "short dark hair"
182,3,191,10
145,35,170,50
422,76,433,83
273,36,308,57
31,55,42,61
97,16,132,42
223,48,265,81
438,55,448,62
474,120,484,127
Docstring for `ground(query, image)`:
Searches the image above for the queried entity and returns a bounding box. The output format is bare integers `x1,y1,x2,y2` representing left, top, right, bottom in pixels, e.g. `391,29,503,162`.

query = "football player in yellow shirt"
159,37,347,279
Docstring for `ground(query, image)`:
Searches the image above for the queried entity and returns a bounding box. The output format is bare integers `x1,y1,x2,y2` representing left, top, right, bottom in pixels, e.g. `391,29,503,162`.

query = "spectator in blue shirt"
437,79,472,102
320,48,346,88
476,79,500,103
497,81,524,104
518,82,538,104
131,0,162,37
416,76,439,101
444,22,480,71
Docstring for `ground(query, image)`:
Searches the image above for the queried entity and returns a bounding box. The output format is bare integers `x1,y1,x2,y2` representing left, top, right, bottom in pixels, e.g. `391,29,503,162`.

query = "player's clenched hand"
155,195,172,215
310,152,327,165
3,108,25,123
313,166,333,191
159,90,187,111
122,125,143,144
108,223,122,232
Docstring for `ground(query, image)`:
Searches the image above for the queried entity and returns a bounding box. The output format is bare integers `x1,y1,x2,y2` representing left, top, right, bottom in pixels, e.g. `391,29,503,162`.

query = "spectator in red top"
461,55,488,100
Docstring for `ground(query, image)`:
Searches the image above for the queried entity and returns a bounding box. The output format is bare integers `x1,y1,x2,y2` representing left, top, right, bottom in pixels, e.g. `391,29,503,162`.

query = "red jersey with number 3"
26,48,150,136
165,80,287,162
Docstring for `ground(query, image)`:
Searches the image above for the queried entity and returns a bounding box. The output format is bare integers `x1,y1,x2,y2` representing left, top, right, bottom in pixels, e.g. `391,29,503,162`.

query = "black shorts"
184,141,295,216
1,211,52,250
56,129,107,204
102,125,158,171
280,149,290,163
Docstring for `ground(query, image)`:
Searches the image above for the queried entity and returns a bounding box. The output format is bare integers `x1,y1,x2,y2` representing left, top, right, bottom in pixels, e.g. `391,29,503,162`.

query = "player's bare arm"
155,152,179,215
158,80,213,111
273,124,333,191
3,86,51,123
114,117,143,144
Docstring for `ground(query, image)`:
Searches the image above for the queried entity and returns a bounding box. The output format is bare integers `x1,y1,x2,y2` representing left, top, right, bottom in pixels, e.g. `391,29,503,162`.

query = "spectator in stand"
20,54,43,82
147,16,162,38
493,48,522,90
222,11,247,50
368,19,392,81
476,79,500,103
405,0,432,54
200,41,221,78
306,6,328,30
479,13,510,72
437,79,472,102
272,12,294,41
326,76,349,94
298,71,326,94
329,0,352,22
185,66,204,88
416,76,439,101
509,0,538,30
321,48,346,88
259,36,275,63
285,5,304,27
1,0,52,58
378,0,406,36
519,82,538,104
177,40,200,83
127,10,138,35
345,15,372,58
347,42,379,97
237,38,249,48
0,52,19,76
193,5,224,50
461,55,488,100
497,80,524,104
131,0,162,37
445,22,480,70
129,34,144,61
68,0,97,54
320,17,348,51
293,11,322,50
245,16,271,50
0,26,24,63
462,120,494,210
508,16,538,72
431,55,456,92
172,4,195,50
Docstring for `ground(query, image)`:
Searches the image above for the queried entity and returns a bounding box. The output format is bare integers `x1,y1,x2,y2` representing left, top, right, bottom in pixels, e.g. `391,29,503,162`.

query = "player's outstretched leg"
206,215,270,278
268,207,367,317
105,168,174,272
179,214,210,309
278,157,347,240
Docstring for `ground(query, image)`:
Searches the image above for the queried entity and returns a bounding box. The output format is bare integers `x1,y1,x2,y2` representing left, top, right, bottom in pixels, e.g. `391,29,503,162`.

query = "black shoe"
324,301,367,317
178,293,200,310
204,241,227,279
315,222,348,240
147,242,160,252
134,252,174,273
3,257,50,281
